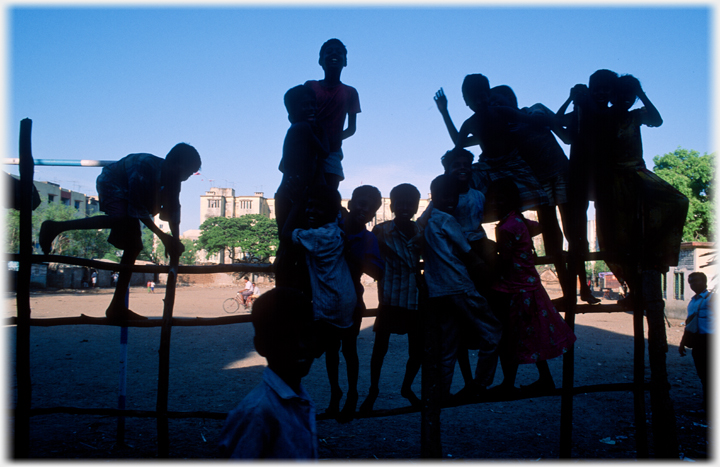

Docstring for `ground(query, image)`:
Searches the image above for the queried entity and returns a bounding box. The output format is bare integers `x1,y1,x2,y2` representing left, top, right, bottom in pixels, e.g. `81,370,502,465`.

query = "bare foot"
39,221,58,254
325,387,342,416
338,391,357,423
401,387,421,408
359,387,379,413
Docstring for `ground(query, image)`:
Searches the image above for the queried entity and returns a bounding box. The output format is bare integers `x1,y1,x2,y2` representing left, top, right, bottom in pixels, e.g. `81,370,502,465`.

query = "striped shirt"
292,223,356,328
372,220,421,310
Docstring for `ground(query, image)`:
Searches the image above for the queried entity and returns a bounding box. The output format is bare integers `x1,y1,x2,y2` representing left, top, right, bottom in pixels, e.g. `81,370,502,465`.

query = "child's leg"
324,336,343,415
401,327,422,407
457,347,474,389
106,244,147,320
359,330,390,412
39,215,123,254
339,333,359,421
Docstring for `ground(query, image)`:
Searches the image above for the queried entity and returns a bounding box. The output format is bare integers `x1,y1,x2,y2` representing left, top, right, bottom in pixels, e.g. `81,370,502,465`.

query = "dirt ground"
5,281,711,460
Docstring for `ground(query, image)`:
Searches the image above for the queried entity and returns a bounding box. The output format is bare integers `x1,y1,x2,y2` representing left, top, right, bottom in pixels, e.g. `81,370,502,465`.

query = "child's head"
389,183,420,222
430,174,459,215
164,143,201,181
461,74,490,110
284,84,317,124
306,184,341,228
441,148,473,185
688,272,708,295
319,38,347,69
348,185,382,226
252,287,315,386
588,69,619,107
612,74,640,111
489,85,518,109
486,178,521,219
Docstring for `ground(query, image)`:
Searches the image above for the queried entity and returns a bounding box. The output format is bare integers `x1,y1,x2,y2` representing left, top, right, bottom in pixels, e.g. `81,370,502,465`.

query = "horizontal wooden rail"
21,381,648,422
10,254,274,274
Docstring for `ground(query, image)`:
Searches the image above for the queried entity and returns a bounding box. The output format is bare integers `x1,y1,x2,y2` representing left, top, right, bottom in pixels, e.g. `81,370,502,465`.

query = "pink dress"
492,211,576,364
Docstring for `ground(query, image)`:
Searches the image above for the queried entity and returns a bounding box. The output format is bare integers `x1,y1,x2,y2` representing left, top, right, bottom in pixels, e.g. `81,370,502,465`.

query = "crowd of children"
35,37,691,459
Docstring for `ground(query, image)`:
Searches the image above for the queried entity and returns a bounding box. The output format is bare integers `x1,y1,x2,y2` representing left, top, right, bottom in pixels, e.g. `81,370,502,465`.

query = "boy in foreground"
218,288,318,459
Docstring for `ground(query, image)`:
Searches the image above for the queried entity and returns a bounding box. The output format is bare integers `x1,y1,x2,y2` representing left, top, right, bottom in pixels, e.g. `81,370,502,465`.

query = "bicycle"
223,292,255,314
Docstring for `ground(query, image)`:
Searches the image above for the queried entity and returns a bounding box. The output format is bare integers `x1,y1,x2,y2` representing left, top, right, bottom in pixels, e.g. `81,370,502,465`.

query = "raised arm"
634,79,663,127
435,88,461,145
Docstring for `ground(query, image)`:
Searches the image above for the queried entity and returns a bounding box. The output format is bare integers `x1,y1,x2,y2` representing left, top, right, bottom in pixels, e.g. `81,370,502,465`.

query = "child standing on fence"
39,143,201,322
218,287,318,459
304,38,361,190
287,184,357,417
338,185,384,420
360,183,423,412
422,174,502,399
486,179,576,395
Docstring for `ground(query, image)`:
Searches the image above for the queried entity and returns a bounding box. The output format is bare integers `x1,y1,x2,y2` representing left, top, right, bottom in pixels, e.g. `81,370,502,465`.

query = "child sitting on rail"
283,184,357,417
218,287,318,459
38,143,201,322
360,183,423,412
422,174,502,399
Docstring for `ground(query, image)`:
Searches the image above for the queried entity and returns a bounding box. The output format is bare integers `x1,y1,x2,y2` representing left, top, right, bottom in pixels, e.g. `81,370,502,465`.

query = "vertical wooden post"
559,249,576,458
631,279,649,458
14,118,33,459
418,271,442,458
156,256,179,457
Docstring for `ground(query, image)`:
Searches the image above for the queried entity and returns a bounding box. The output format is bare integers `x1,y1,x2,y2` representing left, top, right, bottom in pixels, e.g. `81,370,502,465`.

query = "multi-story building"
8,174,101,217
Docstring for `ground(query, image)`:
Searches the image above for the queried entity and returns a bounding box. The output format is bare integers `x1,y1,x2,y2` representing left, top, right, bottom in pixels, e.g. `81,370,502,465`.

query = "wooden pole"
418,270,442,458
631,278,649,458
14,118,33,458
156,254,179,457
558,249,576,458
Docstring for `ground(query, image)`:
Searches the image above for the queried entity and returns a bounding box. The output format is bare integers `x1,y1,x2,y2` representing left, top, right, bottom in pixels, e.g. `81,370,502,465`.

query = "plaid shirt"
372,220,420,310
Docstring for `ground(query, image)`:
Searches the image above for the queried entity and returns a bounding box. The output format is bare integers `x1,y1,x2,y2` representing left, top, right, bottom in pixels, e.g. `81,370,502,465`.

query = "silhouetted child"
418,148,498,398
218,287,318,459
288,184,357,418
491,85,598,305
423,174,502,399
275,84,329,233
304,38,361,190
556,70,618,304
486,179,576,395
434,75,548,220
337,185,384,420
595,74,688,304
38,143,201,321
360,183,423,412
679,272,713,413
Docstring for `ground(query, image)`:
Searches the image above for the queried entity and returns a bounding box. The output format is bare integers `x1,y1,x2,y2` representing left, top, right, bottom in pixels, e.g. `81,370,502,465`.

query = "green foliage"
198,214,278,263
653,148,715,242
156,238,198,265
24,202,119,258
5,210,20,253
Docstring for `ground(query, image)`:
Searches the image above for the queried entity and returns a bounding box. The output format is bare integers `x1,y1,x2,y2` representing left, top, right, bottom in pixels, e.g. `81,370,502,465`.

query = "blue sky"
6,4,713,232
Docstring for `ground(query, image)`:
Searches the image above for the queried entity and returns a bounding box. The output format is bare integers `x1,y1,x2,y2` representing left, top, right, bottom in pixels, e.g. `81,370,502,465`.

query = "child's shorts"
323,151,345,180
98,196,143,252
373,305,419,335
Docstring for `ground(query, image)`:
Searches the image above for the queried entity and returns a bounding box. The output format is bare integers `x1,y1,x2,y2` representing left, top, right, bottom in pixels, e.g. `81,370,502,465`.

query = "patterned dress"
492,211,576,364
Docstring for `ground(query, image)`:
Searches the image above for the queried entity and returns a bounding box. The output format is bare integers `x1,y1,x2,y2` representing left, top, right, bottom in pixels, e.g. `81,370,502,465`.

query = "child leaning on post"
39,143,201,322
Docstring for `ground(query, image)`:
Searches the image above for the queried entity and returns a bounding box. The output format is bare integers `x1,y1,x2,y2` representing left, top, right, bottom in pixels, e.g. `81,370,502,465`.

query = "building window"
208,199,220,208
74,200,81,210
48,194,55,203
240,200,252,209
674,272,685,301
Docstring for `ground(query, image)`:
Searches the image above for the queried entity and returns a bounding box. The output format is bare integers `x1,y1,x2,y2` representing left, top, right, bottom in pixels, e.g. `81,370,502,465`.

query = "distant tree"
26,203,117,259
653,148,715,242
197,215,278,264
156,238,198,265
235,214,279,262
197,216,246,263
